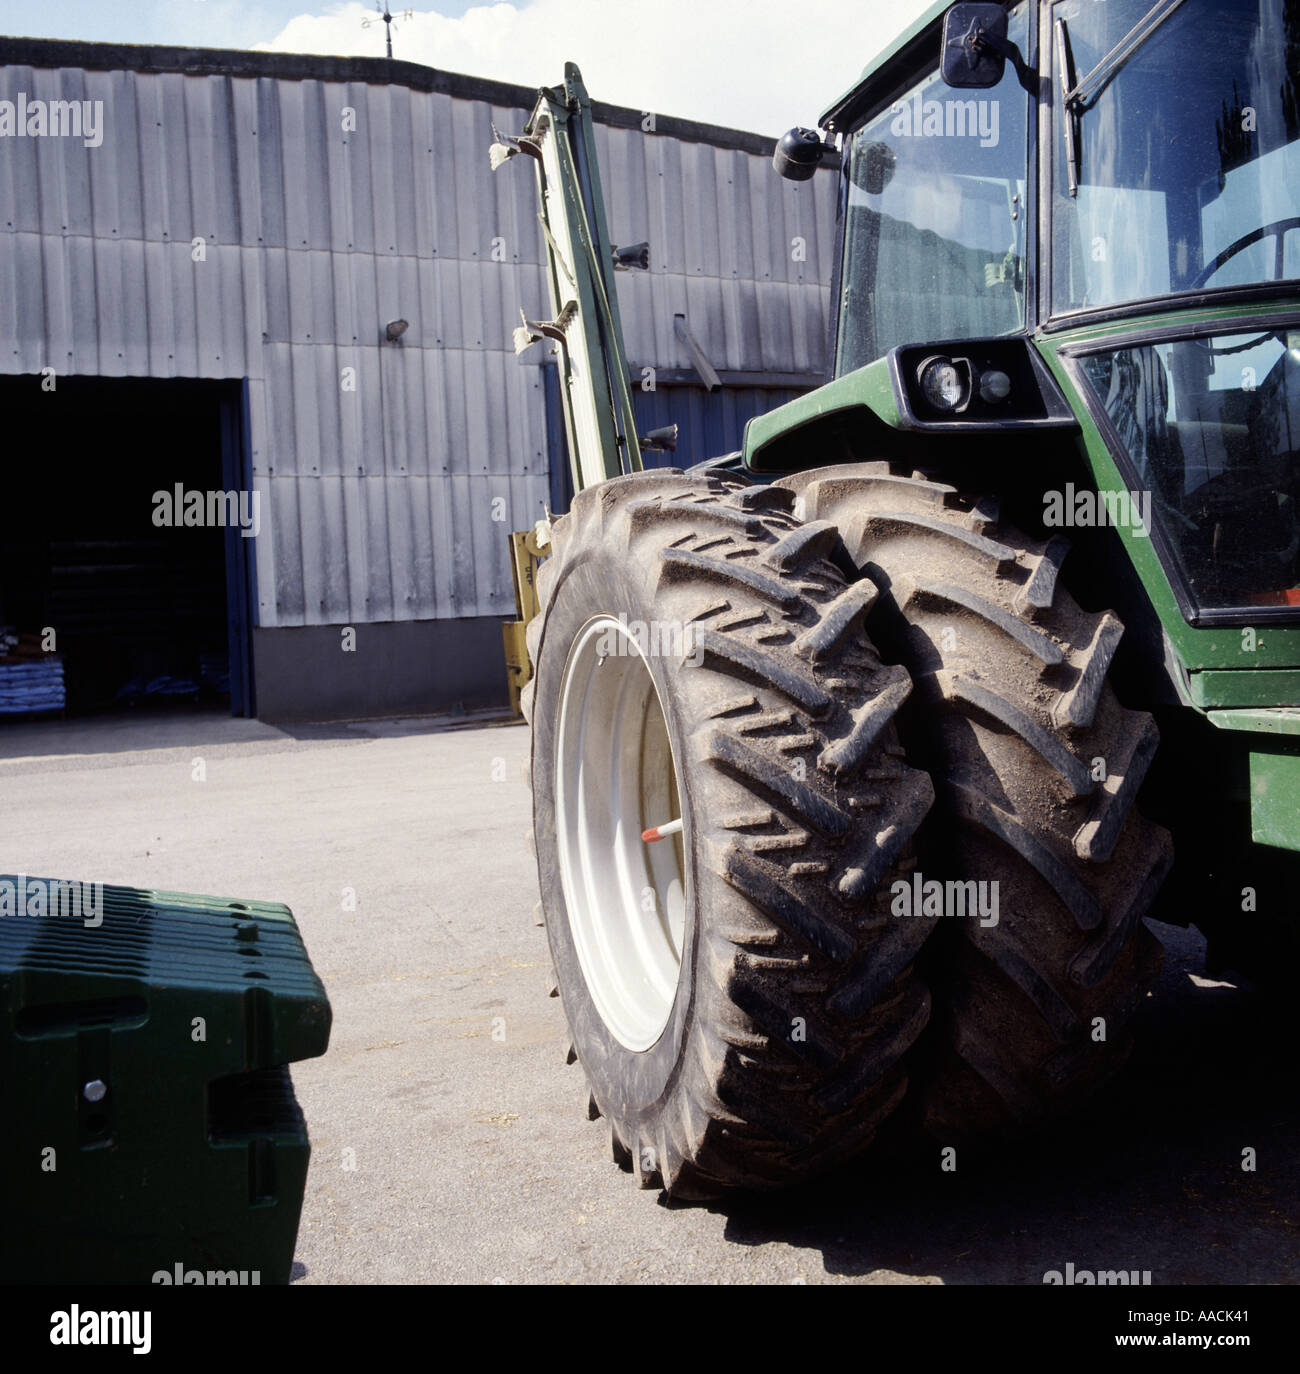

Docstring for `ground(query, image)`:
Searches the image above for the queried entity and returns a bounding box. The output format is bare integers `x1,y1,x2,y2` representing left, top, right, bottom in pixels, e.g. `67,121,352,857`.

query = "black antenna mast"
361,5,414,61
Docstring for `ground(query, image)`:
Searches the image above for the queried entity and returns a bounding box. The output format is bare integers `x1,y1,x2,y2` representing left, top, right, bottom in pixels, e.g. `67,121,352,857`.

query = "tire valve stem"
642,817,683,843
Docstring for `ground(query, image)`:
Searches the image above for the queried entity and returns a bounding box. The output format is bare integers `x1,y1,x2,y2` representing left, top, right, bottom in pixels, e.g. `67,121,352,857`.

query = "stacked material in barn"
115,673,201,705
0,629,65,716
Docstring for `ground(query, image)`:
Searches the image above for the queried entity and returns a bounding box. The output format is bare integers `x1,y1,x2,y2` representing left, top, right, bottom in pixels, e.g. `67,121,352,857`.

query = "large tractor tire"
779,463,1174,1139
523,471,936,1197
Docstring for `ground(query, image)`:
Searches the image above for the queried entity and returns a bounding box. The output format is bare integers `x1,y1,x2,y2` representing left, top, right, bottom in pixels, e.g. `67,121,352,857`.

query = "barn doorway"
0,376,255,726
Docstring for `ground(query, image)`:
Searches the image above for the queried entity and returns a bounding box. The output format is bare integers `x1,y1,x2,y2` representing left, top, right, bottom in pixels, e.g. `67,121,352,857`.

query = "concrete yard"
2,710,1297,1285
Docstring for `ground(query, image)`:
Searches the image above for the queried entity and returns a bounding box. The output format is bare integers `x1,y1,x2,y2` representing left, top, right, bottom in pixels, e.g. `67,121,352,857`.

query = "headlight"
918,356,970,411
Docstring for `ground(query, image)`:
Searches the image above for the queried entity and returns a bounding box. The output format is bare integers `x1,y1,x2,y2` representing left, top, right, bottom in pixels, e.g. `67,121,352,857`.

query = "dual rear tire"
525,465,1171,1195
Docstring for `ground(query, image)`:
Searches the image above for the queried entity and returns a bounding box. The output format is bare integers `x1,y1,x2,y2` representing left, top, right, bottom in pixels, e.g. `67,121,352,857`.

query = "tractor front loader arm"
492,62,642,497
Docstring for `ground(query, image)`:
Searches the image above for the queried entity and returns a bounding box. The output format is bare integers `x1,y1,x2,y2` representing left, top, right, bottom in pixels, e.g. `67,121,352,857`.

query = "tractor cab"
767,0,1300,694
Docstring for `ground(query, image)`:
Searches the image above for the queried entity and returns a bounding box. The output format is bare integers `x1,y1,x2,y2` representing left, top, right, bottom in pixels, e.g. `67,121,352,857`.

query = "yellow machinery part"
502,525,548,720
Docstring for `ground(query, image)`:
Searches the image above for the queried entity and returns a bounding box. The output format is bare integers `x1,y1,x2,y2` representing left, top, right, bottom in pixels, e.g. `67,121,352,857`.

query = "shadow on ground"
0,706,284,760
0,707,518,767
696,923,1298,1284
275,710,516,743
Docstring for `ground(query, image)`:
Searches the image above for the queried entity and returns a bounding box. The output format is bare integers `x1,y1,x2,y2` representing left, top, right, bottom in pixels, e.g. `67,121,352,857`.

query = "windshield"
1053,0,1300,313
837,2,1030,374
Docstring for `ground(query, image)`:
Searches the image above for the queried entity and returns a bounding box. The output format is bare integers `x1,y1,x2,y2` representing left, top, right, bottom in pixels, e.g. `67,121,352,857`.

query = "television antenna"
361,6,415,61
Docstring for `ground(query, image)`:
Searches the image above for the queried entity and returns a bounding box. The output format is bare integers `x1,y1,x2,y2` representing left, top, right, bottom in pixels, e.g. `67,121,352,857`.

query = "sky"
0,0,936,136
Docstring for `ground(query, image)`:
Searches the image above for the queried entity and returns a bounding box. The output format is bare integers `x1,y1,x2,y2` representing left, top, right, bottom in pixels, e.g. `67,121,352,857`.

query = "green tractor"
495,0,1300,1198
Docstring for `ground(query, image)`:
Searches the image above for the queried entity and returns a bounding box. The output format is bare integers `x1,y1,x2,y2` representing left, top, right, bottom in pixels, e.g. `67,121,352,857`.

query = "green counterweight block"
0,878,331,1285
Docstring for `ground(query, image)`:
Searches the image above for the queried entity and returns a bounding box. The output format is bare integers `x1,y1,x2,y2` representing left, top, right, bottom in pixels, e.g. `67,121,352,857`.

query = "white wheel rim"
555,615,689,1052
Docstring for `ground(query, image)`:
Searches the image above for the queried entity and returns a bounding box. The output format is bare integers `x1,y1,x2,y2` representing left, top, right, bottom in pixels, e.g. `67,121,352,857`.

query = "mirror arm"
969,27,1038,96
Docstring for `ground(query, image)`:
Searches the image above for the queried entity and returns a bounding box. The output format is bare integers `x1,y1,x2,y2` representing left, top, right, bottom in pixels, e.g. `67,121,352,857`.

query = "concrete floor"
2,711,1297,1284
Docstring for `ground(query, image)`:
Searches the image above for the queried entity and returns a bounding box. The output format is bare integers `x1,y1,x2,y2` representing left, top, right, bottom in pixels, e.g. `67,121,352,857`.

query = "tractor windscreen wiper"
1056,0,1188,196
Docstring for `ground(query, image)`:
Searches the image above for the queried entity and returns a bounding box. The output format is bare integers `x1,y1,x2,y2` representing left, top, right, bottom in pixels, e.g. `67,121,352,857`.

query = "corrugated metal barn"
0,36,836,721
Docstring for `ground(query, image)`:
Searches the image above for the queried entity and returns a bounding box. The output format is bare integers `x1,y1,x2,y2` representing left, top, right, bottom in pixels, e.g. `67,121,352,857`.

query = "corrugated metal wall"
631,386,811,471
0,55,835,627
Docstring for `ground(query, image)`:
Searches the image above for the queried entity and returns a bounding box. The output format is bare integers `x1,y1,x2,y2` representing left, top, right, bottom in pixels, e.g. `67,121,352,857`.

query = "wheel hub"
554,615,688,1051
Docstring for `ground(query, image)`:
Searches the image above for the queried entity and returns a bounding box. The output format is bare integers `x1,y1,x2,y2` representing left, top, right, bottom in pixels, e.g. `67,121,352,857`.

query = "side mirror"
941,2,1008,88
773,127,824,181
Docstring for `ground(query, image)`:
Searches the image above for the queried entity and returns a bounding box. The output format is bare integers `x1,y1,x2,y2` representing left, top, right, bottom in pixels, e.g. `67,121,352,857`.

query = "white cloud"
257,0,935,137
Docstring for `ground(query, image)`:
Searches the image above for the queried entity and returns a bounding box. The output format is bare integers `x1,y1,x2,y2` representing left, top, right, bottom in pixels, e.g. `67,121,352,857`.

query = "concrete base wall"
253,618,510,722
